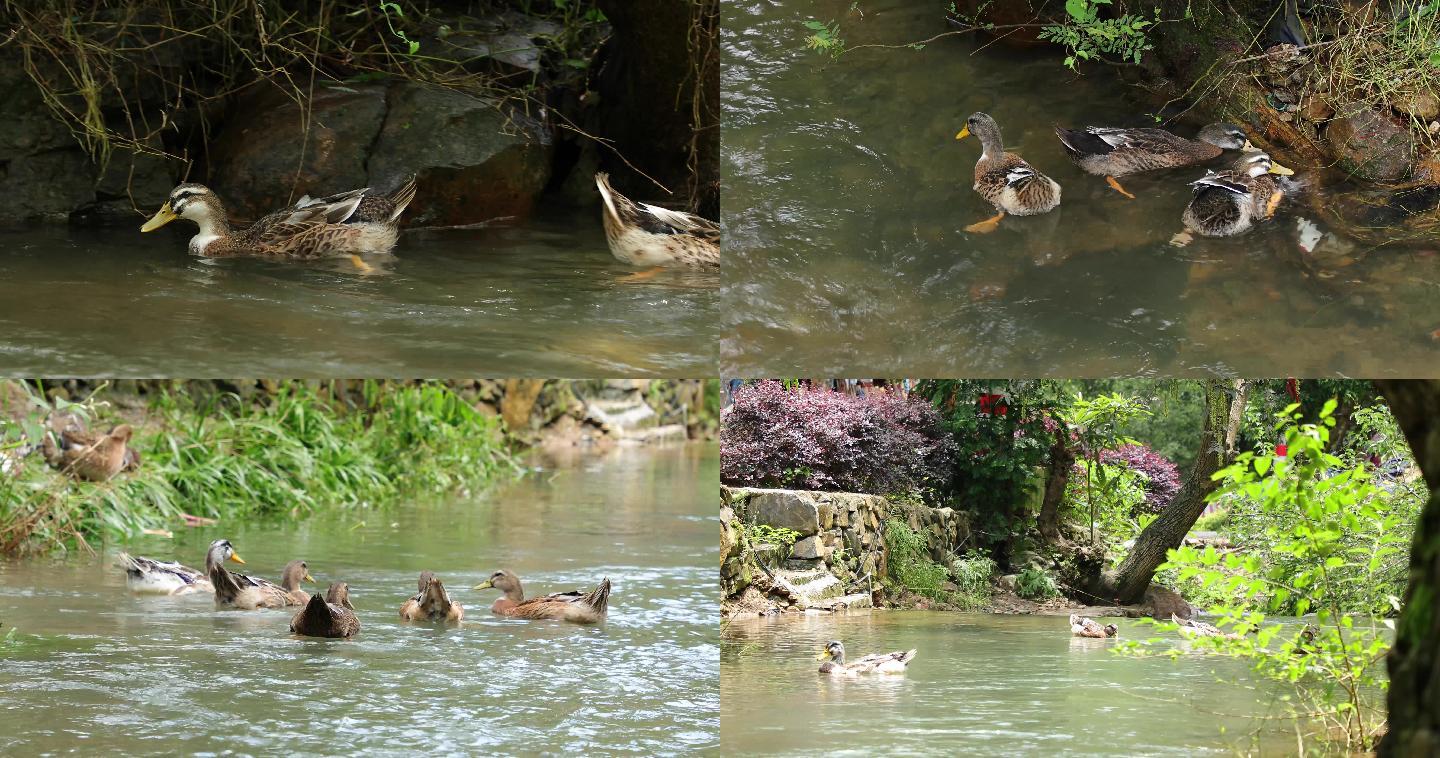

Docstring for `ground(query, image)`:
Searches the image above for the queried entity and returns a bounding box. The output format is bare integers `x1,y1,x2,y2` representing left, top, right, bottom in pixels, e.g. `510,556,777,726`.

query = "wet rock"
1139,585,1193,620
0,61,98,225
428,11,562,81
368,83,552,226
1299,95,1334,122
207,85,388,220
1325,107,1415,182
1395,91,1440,122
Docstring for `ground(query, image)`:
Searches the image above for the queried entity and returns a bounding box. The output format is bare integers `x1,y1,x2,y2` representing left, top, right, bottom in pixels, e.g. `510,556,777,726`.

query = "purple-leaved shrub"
1096,444,1182,512
721,381,954,498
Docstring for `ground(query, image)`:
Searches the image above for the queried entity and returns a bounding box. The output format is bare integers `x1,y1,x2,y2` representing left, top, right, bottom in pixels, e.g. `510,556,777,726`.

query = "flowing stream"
722,611,1310,755
0,443,718,754
721,0,1440,377
0,210,715,376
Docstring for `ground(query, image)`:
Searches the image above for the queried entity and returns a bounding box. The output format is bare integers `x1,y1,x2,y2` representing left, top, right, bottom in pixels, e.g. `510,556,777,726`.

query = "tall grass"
0,381,521,556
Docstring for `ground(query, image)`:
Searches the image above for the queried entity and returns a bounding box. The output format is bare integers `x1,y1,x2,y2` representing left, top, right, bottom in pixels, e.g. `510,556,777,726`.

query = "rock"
1326,107,1415,182
1140,585,1194,620
748,490,819,535
997,574,1019,593
1396,90,1440,121
790,536,828,560
1299,95,1334,122
207,84,388,220
368,83,552,226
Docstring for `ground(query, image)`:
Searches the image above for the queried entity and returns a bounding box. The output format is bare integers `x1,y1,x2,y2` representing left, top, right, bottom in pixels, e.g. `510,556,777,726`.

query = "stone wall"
721,485,970,614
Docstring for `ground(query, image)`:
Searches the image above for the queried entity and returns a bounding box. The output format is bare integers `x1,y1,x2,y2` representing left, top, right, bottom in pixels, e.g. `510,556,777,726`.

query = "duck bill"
472,580,493,591
955,126,971,141
228,553,246,565
815,650,830,661
140,203,177,232
1268,161,1295,176
304,573,316,583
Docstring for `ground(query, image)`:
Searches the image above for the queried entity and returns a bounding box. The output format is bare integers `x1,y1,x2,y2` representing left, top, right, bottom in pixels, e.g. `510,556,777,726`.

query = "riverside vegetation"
721,379,1429,750
0,378,718,556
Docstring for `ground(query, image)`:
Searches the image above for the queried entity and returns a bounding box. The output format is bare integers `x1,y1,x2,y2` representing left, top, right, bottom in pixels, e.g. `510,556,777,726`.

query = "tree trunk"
593,0,718,218
1097,379,1249,604
1038,422,1072,543
1374,380,1440,757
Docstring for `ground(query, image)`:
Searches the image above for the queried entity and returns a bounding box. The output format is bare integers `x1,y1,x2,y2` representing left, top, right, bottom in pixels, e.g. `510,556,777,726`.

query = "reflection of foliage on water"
0,380,523,556
1126,400,1410,752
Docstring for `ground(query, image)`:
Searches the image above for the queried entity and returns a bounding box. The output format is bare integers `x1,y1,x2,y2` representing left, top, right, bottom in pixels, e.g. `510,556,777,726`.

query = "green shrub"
885,518,947,595
1016,566,1060,600
947,551,997,609
0,382,521,555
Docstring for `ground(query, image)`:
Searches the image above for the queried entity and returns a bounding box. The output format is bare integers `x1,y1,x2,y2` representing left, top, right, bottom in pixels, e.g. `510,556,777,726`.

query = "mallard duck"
119,552,213,595
1054,123,1252,198
1172,612,1247,640
398,571,464,622
955,112,1061,233
42,421,136,482
1180,151,1295,239
1070,614,1119,638
594,173,719,272
140,178,415,260
1291,624,1319,656
205,539,312,610
816,640,917,675
472,569,610,624
290,582,360,638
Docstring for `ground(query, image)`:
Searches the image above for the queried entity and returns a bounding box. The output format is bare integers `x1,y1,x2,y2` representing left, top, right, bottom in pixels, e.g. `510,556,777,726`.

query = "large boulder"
206,84,388,220
367,83,552,226
1326,107,1416,183
0,60,99,225
747,489,820,536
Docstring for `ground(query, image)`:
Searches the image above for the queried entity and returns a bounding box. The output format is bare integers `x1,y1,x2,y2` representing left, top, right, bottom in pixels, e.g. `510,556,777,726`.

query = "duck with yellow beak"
955,112,1061,233
203,539,310,610
141,179,415,266
1174,151,1297,244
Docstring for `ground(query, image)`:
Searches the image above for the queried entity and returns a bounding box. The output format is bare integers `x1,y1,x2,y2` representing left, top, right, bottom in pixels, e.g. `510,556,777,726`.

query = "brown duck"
398,571,464,622
955,112,1061,233
290,582,361,638
594,173,719,271
472,570,610,624
206,540,313,610
42,421,137,482
140,178,416,260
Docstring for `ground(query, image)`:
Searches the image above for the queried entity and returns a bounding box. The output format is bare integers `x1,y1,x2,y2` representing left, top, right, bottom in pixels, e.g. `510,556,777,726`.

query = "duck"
205,539,312,610
816,640,917,675
42,421,137,482
1180,151,1295,240
1054,123,1252,198
1291,624,1320,656
118,552,214,595
398,571,464,622
955,112,1061,233
139,177,416,261
290,582,361,638
1070,614,1118,638
1172,612,1246,640
594,172,719,273
472,569,610,624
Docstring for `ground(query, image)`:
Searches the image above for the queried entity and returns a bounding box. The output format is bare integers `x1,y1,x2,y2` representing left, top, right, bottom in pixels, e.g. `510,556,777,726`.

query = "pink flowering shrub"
721,381,954,498
1096,444,1182,512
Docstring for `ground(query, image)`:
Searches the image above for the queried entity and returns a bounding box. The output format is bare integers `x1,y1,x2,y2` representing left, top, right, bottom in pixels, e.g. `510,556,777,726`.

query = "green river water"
0,210,715,376
721,0,1440,377
722,611,1310,755
0,443,718,754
